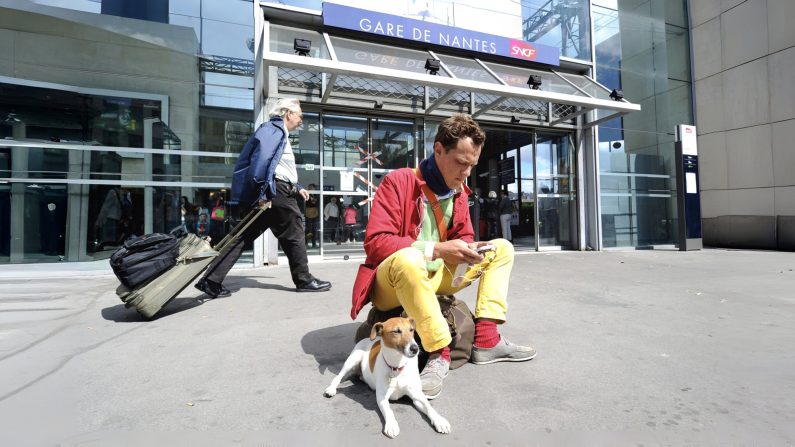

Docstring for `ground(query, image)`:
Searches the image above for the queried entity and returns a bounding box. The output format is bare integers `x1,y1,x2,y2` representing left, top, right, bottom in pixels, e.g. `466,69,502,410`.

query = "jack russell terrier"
324,317,451,438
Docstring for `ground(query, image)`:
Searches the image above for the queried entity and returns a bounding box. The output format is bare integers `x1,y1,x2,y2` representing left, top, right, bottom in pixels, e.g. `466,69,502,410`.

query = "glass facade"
0,0,694,263
172,0,255,109
594,0,692,248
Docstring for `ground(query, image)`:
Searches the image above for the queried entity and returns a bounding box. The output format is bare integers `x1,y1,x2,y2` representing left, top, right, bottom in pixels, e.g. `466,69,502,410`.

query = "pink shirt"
344,207,358,225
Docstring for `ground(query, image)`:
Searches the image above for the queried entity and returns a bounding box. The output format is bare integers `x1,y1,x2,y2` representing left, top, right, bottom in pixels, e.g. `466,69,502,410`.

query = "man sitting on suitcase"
195,98,331,298
350,114,535,400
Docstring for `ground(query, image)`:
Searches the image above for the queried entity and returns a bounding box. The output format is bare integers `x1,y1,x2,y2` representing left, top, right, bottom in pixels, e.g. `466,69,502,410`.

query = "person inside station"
343,202,358,243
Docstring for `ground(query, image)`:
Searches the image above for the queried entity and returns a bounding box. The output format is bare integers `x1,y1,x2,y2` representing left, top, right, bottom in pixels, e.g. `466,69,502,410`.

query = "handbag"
437,295,475,369
354,295,475,370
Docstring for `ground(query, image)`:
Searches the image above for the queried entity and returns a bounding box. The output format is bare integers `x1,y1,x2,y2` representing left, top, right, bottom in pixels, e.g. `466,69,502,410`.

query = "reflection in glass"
484,62,583,95
0,180,69,262
0,148,9,176
371,119,414,170
203,72,254,110
201,19,254,59
535,133,573,249
594,0,689,248
519,143,534,180
598,138,675,248
199,106,252,183
0,184,9,260
536,134,570,178
437,54,496,83
168,13,201,40
23,147,69,179
331,36,444,76
88,186,141,255
292,113,321,188
557,73,613,100
538,196,571,247
200,0,252,25
270,24,327,59
423,121,439,157
169,0,200,17
0,82,162,148
521,0,591,60
322,168,367,193
323,116,367,168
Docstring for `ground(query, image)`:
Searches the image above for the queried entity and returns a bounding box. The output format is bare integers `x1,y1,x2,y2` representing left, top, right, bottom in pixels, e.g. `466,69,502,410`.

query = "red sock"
474,320,501,348
431,346,451,363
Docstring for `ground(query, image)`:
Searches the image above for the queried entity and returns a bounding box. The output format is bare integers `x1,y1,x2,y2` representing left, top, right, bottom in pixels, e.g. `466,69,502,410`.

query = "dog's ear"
408,318,416,330
370,322,383,340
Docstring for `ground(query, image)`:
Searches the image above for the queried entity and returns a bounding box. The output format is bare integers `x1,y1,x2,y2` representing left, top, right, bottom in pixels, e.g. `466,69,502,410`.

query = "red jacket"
350,168,474,319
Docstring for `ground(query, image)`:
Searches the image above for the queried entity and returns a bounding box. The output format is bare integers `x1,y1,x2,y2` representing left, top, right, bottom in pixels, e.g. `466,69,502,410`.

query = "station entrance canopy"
258,24,640,129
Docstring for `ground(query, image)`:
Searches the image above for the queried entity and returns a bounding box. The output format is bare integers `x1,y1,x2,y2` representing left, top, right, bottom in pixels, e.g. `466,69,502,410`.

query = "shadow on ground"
100,275,296,323
301,322,360,375
100,296,209,322
224,276,295,293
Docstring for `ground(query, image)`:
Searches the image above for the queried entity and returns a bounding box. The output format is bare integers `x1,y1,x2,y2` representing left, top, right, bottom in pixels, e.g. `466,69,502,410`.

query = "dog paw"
323,387,337,398
432,416,451,434
383,420,400,438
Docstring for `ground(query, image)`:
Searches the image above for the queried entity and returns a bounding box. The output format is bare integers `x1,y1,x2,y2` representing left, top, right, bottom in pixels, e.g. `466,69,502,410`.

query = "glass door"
515,143,535,250
321,115,369,258
369,117,415,240
318,115,415,259
535,132,575,250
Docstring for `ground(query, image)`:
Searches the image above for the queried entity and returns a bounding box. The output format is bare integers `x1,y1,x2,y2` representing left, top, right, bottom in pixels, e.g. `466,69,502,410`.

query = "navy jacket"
230,117,295,206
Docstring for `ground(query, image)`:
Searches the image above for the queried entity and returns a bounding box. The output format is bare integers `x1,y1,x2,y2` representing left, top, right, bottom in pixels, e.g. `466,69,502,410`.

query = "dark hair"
434,114,486,152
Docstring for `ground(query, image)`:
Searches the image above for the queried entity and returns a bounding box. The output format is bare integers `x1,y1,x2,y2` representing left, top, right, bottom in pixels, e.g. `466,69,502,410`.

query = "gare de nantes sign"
322,3,560,67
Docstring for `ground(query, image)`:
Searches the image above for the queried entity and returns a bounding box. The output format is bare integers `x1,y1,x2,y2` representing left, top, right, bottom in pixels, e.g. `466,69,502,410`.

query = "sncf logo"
509,39,537,60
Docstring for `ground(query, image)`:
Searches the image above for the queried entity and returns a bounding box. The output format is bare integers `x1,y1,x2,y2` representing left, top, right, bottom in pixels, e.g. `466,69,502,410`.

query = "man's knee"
491,238,514,257
386,247,428,277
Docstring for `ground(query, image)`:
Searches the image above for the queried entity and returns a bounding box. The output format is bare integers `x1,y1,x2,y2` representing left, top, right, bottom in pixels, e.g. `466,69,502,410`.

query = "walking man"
195,98,331,297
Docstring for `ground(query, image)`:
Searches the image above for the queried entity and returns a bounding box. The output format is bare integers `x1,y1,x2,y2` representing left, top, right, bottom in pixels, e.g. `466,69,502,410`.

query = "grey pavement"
0,249,794,446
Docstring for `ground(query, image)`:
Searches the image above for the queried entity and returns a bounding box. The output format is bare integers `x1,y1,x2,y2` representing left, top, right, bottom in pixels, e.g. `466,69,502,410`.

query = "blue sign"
322,3,560,67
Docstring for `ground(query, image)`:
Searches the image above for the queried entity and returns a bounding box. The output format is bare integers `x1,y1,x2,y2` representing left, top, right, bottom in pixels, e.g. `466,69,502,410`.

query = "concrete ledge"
703,215,777,249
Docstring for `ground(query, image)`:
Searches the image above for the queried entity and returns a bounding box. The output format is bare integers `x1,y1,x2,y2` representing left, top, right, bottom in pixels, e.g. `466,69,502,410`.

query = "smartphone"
476,244,496,253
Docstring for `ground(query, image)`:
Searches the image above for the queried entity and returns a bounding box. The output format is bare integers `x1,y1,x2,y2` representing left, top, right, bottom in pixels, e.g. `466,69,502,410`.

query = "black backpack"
110,230,181,289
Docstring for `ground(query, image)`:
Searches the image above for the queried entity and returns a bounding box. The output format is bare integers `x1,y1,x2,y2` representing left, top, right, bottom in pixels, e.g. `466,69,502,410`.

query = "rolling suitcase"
115,206,265,319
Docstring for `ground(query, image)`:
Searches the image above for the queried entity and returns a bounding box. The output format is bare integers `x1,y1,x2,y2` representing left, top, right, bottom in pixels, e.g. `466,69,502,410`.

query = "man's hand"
434,239,484,265
257,199,271,210
298,188,310,201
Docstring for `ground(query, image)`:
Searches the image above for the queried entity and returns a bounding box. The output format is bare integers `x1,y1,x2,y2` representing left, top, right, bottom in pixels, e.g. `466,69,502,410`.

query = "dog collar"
382,353,405,375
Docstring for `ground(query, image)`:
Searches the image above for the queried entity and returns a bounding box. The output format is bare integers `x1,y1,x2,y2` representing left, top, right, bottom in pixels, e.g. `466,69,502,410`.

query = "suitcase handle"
178,250,220,263
212,206,266,252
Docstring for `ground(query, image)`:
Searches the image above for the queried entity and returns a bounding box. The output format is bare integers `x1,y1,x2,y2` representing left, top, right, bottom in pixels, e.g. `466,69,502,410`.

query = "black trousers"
203,181,313,287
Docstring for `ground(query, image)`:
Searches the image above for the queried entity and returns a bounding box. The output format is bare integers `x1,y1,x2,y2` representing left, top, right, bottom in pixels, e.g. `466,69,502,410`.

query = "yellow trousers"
372,238,514,352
